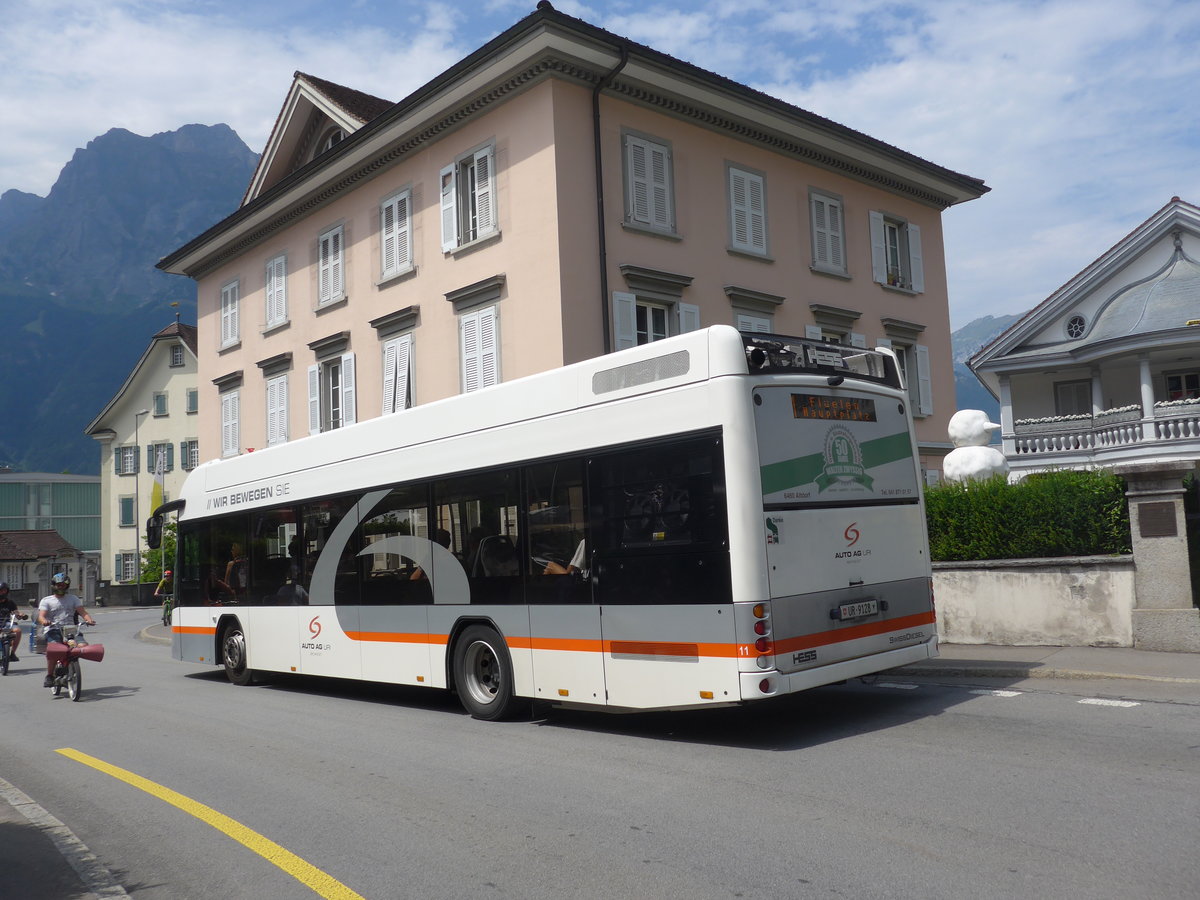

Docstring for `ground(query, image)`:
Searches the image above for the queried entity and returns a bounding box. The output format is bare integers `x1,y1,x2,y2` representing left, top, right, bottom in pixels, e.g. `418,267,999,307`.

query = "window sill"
315,295,349,315
376,265,417,288
879,282,919,296
727,246,773,263
262,319,290,336
621,221,682,241
448,229,501,257
218,341,241,355
810,264,851,281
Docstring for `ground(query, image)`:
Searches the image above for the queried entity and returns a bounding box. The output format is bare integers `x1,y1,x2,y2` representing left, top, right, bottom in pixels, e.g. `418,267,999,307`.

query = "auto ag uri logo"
308,616,322,639
844,522,861,547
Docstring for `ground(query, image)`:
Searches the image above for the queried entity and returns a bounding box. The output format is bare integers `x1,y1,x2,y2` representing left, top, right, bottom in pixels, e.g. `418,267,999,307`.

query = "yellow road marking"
56,748,365,900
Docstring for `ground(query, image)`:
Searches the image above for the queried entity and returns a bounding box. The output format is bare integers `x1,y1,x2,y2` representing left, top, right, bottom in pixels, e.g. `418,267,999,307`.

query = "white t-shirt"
39,592,84,627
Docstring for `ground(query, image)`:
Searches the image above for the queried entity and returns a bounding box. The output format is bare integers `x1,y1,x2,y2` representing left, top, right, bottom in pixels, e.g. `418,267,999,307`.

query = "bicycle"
1,611,27,676
45,623,105,701
160,594,173,628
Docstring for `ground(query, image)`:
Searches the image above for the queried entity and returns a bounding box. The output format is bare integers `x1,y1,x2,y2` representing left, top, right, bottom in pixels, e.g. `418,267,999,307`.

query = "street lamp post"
134,408,150,605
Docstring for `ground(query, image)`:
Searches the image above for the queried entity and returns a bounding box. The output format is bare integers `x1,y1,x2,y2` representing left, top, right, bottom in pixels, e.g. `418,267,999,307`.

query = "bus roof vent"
592,350,690,395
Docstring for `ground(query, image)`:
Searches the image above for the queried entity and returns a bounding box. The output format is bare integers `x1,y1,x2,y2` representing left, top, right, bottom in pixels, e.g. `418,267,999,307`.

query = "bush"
925,469,1131,561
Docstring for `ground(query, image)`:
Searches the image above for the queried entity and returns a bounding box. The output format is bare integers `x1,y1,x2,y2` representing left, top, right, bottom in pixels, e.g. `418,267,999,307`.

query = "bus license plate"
838,600,879,621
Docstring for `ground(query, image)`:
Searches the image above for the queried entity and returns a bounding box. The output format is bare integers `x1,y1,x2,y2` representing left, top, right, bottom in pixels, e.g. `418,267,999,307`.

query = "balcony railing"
1011,402,1200,460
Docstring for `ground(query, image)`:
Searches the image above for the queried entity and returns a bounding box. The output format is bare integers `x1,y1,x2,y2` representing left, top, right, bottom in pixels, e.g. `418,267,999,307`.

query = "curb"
899,664,1200,684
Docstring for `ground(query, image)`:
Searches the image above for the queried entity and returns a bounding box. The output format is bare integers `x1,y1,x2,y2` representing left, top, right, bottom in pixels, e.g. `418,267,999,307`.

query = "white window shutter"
382,339,397,414
319,227,343,303
730,169,765,253
736,313,771,333
340,352,356,426
869,211,887,284
394,334,412,412
675,302,700,335
479,308,498,389
330,228,343,299
267,375,287,446
461,314,479,393
849,332,866,348
395,192,410,271
318,232,331,301
474,146,495,236
649,142,672,231
627,137,651,225
805,325,823,341
907,224,924,293
915,344,933,416
440,164,457,251
221,282,239,345
221,391,239,457
612,292,637,350
307,364,321,435
380,198,398,277
827,199,844,270
811,196,830,266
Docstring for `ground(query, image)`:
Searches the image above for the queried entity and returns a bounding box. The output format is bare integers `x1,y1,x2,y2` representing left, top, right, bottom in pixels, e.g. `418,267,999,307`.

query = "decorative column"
998,375,1015,457
1114,460,1200,652
1138,354,1156,441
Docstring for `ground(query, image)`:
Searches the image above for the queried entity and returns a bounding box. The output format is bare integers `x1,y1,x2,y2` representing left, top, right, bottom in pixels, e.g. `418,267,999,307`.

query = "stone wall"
932,556,1136,647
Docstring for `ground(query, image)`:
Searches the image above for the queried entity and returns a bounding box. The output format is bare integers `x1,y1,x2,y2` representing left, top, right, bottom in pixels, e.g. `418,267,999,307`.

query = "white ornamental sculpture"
943,409,1009,483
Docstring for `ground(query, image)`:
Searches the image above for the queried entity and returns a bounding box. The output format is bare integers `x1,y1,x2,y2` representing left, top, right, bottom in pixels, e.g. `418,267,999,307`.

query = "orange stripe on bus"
771,612,936,654
174,626,216,635
345,631,449,646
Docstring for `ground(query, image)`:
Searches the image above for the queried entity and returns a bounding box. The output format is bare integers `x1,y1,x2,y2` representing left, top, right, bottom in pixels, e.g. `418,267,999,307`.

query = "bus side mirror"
146,514,164,550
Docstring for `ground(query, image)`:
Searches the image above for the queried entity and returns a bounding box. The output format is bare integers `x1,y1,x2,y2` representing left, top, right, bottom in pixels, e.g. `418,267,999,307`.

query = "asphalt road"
1,608,1197,899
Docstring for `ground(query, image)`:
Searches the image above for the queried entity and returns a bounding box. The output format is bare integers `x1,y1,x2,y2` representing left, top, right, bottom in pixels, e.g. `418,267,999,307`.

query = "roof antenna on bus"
827,375,844,386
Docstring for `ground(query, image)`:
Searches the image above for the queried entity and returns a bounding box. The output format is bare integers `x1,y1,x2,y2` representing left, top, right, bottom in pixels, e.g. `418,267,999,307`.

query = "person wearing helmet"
37,574,95,687
154,569,174,602
0,582,27,663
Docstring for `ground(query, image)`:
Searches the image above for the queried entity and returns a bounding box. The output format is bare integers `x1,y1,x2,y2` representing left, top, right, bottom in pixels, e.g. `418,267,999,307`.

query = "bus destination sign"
791,394,877,422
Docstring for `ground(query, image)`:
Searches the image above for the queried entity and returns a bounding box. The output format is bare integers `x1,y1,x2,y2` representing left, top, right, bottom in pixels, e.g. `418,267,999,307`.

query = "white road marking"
1078,698,1140,708
969,689,1024,697
876,682,920,690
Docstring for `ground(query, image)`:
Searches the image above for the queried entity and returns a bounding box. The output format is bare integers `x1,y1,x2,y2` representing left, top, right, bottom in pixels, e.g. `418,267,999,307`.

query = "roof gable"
85,320,199,435
243,71,393,204
971,197,1200,379
0,529,79,561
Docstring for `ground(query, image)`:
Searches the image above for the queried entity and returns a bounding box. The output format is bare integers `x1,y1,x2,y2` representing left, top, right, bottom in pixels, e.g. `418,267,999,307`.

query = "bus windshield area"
742,334,900,388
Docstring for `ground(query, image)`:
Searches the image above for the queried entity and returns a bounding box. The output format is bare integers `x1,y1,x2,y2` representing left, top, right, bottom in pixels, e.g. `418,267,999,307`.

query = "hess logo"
308,616,322,639
844,523,861,547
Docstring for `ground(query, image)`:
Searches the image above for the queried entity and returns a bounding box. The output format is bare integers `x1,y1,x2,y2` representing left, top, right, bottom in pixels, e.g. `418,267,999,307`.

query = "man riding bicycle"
0,581,26,663
37,574,95,687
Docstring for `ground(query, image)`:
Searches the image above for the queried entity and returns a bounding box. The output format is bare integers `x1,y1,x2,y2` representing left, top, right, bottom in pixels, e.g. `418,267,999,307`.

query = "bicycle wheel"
68,660,82,701
1,639,8,676
161,601,170,628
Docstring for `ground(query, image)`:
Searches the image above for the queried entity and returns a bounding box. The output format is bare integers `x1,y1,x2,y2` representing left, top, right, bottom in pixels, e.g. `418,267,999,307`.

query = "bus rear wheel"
222,624,253,686
453,625,517,721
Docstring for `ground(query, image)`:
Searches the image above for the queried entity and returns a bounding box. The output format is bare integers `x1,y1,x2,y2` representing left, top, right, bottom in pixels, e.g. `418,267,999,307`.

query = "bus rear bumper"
742,635,939,700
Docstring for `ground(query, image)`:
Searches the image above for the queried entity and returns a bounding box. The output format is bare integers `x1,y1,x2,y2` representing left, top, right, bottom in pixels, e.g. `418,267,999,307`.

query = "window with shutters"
460,307,499,393
266,374,289,446
440,145,497,252
611,292,700,350
308,353,356,434
119,496,135,527
265,254,288,327
318,225,345,306
878,340,933,417
186,388,198,414
727,165,767,256
735,313,772,333
180,439,200,471
221,390,240,457
623,133,675,234
115,445,139,476
810,191,847,275
382,333,413,414
147,442,174,474
220,280,240,347
869,211,923,293
380,190,413,280
117,552,139,583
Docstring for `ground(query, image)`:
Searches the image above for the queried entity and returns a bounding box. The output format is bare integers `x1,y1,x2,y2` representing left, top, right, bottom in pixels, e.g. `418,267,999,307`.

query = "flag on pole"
150,444,167,513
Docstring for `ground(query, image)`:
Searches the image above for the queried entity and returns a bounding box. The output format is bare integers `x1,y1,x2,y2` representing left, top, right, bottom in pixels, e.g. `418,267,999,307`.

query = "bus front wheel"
222,624,253,686
453,625,517,721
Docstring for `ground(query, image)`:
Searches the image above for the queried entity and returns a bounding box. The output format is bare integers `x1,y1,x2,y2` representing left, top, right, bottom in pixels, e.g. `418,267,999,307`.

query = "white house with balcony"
970,197,1200,478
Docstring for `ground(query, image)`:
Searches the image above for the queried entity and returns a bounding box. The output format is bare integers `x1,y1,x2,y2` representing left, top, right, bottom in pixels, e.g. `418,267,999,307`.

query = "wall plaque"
1137,501,1178,538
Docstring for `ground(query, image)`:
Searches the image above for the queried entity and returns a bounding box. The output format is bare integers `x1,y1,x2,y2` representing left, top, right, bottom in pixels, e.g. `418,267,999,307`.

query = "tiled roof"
295,71,393,124
0,530,80,561
152,321,198,356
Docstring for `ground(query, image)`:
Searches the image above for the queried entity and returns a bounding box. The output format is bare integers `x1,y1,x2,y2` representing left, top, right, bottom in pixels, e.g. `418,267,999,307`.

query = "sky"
3,0,1199,329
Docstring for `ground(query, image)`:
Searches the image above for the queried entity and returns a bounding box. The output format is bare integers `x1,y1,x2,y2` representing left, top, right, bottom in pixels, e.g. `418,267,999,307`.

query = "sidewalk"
901,642,1200,684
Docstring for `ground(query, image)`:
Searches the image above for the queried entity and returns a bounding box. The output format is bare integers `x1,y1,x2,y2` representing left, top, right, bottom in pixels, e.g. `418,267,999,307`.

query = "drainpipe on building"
593,45,629,355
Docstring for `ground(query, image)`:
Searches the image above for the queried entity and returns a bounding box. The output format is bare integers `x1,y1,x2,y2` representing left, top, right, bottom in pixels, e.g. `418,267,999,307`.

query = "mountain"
950,313,1023,425
0,125,257,474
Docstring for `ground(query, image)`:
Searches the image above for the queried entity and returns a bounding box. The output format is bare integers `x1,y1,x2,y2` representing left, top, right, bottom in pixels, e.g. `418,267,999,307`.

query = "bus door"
756,385,935,673
294,495,365,679
591,435,736,709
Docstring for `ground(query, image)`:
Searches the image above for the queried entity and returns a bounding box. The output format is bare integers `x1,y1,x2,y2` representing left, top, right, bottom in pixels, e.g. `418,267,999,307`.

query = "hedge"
924,469,1131,562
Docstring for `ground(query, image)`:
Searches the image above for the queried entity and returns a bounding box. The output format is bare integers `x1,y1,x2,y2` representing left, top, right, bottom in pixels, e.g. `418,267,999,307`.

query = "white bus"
149,325,937,719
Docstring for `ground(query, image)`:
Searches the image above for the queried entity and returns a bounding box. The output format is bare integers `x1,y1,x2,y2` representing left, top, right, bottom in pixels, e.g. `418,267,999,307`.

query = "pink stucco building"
159,4,988,478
